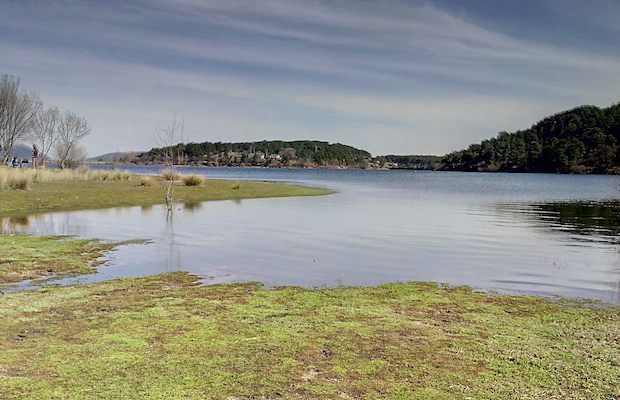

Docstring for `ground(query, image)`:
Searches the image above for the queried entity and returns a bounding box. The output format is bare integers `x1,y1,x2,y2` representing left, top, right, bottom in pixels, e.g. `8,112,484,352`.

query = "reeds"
0,168,34,190
0,167,134,190
111,169,131,181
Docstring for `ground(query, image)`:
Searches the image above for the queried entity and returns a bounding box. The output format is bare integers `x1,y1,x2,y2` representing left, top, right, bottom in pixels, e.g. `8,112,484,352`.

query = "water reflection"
1,215,30,233
182,200,203,211
491,200,620,305
164,212,180,273
493,201,620,244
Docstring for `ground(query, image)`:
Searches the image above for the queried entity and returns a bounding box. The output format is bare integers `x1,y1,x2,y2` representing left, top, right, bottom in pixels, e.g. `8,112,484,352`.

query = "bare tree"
155,117,184,213
55,111,90,169
0,74,40,163
119,151,137,163
31,106,60,168
55,142,87,168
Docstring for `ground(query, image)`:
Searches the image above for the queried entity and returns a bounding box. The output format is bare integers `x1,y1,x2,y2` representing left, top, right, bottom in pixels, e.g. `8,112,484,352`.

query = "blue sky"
1,0,619,156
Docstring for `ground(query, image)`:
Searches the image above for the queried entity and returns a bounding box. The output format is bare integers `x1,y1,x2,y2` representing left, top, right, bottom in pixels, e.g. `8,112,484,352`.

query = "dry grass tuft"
12,172,33,190
139,175,154,187
182,174,204,186
161,168,181,181
111,169,131,181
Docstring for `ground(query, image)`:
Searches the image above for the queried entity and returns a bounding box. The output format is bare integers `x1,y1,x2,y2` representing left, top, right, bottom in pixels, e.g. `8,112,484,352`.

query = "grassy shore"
0,235,146,284
0,177,331,217
0,273,618,399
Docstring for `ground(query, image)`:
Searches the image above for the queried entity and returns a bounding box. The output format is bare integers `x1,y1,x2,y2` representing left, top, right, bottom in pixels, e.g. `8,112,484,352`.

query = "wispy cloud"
0,0,618,155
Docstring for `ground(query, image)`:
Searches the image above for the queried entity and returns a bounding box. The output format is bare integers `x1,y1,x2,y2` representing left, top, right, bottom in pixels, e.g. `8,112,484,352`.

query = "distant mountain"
88,151,144,162
7,144,38,160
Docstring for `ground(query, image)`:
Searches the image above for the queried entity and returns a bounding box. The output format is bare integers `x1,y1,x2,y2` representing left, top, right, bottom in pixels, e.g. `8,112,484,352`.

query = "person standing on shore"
32,144,40,169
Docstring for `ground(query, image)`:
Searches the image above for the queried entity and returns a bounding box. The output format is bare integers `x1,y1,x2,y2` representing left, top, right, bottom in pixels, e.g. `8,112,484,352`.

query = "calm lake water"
4,166,620,304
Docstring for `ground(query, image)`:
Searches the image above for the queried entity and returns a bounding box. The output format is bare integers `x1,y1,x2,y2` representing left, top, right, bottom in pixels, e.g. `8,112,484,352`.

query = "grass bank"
0,173,331,217
0,235,146,284
0,273,618,399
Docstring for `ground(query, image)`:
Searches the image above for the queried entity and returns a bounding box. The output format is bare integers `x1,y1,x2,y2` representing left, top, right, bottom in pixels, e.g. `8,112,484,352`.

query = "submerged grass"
0,273,618,399
0,235,141,284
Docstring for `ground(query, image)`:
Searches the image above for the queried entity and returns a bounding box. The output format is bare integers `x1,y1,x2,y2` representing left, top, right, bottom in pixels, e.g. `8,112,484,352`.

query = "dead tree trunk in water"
156,117,184,214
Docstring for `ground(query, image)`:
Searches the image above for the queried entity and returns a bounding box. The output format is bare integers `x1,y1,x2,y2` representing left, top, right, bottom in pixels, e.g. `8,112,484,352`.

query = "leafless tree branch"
155,116,184,213
54,111,90,169
0,74,40,163
31,106,60,167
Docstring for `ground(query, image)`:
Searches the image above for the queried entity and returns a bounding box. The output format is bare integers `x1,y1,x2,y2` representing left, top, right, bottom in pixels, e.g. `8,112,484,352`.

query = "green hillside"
443,103,620,173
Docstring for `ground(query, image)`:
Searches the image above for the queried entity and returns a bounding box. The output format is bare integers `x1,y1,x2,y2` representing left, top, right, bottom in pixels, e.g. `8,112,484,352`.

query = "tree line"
140,140,372,167
442,103,620,173
376,154,442,170
0,74,90,168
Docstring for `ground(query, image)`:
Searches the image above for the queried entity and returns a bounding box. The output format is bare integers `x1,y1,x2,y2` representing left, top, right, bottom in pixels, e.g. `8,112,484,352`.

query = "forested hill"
139,140,372,167
442,103,620,173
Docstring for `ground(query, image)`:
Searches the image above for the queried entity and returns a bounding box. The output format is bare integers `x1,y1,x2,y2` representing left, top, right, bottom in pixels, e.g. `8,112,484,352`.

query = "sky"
1,0,619,157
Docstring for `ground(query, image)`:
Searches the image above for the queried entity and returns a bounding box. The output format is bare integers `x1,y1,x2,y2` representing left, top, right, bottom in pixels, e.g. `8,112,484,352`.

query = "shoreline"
0,175,332,218
88,162,620,175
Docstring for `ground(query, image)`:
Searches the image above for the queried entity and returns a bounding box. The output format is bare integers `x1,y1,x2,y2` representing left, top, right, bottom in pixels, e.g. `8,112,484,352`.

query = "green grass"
0,235,144,284
0,273,618,399
0,178,331,217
